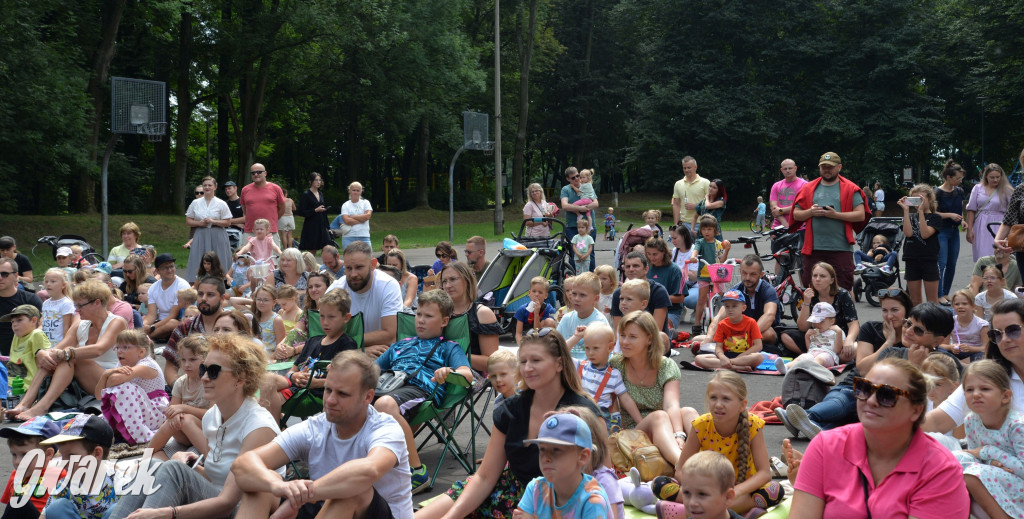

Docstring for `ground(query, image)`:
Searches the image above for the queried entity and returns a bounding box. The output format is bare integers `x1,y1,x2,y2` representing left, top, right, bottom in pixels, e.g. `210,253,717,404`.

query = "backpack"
780,358,837,409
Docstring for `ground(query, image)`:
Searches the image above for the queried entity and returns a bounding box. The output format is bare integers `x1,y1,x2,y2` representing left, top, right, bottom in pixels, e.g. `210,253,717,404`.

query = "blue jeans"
683,280,699,310
854,250,897,268
565,226,596,272
937,226,960,297
806,386,858,429
342,236,371,251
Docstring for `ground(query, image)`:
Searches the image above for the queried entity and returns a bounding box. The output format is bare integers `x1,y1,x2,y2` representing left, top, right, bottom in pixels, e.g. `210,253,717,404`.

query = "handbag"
1008,224,1024,252
608,429,674,481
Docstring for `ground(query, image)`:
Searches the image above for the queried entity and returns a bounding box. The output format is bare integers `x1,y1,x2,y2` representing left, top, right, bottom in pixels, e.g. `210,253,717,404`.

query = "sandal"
769,456,788,478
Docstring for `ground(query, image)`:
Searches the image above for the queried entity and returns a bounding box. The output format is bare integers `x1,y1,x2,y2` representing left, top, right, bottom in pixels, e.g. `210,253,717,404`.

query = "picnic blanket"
680,353,848,376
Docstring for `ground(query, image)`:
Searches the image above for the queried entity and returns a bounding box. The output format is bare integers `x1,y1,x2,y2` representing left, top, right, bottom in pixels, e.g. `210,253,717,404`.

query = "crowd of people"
2,150,1024,519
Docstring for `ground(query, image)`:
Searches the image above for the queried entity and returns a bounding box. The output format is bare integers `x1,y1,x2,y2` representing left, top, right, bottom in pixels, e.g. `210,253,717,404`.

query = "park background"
2,0,1022,234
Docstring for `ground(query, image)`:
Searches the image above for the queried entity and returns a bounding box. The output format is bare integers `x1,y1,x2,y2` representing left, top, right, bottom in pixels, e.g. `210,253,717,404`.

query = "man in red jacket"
789,152,870,290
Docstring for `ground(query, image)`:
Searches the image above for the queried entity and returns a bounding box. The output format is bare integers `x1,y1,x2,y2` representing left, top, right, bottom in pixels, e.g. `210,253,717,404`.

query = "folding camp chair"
396,311,480,488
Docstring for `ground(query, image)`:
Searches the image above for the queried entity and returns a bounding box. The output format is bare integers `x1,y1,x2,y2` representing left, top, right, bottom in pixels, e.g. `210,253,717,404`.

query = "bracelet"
171,506,177,519
287,372,294,384
674,431,687,439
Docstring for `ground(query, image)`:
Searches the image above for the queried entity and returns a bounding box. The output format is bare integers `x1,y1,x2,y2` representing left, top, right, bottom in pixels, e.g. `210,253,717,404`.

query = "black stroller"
852,217,906,307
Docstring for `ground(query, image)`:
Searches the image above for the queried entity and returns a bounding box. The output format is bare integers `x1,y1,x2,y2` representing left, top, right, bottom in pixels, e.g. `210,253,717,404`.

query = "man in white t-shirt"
233,351,413,519
325,241,400,356
144,253,191,340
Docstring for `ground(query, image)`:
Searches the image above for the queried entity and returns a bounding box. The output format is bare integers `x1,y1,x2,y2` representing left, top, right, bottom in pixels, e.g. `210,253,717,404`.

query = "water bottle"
8,377,23,409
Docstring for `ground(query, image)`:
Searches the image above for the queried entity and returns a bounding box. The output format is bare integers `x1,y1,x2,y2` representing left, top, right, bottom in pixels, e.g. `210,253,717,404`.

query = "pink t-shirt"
248,236,276,265
240,182,285,232
109,299,135,329
769,176,807,228
794,424,969,519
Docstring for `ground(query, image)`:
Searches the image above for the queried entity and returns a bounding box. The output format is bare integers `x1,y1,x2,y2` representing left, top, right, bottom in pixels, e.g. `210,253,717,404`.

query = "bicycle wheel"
749,215,758,233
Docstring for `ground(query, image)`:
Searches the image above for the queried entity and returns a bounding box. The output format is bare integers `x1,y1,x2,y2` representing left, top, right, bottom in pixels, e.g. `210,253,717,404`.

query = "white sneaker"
774,357,788,375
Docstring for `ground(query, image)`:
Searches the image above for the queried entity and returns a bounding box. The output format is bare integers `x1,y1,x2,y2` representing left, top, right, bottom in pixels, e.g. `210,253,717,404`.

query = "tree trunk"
172,9,194,212
74,0,126,213
511,0,539,208
416,118,430,208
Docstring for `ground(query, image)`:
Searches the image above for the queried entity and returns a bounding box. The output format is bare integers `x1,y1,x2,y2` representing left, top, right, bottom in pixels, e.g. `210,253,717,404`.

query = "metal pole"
450,145,467,242
100,135,119,256
493,0,503,235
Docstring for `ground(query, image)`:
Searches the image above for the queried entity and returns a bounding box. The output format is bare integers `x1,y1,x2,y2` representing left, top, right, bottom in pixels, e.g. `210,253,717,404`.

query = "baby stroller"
852,217,905,307
477,217,574,335
33,234,104,264
613,224,663,281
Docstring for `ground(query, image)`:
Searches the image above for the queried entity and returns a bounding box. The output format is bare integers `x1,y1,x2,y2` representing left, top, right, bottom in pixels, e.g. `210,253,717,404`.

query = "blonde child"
69,244,85,269
614,278,672,351
754,196,766,232
230,253,252,297
556,272,609,355
137,282,152,320
595,264,618,318
176,287,198,321
235,217,281,269
40,268,75,348
975,265,1015,321
695,291,762,372
854,234,897,272
955,360,1024,519
690,214,730,335
486,349,517,408
940,289,989,363
575,322,642,432
516,411,613,518
576,168,599,224
276,284,301,337
604,207,616,240
514,277,557,344
656,451,748,519
921,354,960,409
572,218,595,273
149,335,210,460
899,184,941,306
97,329,168,444
775,302,843,374
279,188,296,249
558,405,626,519
250,285,285,355
665,371,784,515
554,275,575,323
273,271,333,361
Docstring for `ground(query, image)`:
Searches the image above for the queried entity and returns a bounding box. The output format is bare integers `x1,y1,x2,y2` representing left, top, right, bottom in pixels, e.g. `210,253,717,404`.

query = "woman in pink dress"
967,163,1014,262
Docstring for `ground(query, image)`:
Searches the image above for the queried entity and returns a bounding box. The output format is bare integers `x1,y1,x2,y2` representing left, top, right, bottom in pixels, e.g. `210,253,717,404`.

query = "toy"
618,467,658,515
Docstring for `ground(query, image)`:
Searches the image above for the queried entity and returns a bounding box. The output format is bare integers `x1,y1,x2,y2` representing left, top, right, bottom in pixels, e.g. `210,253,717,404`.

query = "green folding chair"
395,312,479,488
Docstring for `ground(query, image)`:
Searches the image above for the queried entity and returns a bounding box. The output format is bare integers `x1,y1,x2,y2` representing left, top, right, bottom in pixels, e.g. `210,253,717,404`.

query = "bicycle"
694,258,741,332
760,247,803,323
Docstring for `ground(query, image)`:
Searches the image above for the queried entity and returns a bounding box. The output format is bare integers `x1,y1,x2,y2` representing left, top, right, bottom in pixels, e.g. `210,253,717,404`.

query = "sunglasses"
902,318,931,337
195,191,203,196
526,327,555,339
122,268,135,274
436,253,450,259
988,323,1023,344
199,363,233,380
876,289,903,298
568,175,580,180
0,272,13,278
852,377,911,408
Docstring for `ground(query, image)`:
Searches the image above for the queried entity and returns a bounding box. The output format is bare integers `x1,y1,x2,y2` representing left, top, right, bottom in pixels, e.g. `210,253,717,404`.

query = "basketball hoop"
141,122,166,142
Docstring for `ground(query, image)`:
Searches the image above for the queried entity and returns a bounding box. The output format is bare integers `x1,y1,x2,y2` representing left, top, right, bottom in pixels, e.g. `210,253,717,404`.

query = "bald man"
240,162,286,246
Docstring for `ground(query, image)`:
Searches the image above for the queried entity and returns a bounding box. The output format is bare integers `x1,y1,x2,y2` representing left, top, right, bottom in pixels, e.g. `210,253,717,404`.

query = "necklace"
628,359,653,385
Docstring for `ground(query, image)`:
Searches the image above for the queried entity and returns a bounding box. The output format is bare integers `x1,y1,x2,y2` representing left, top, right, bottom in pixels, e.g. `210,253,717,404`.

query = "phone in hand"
190,454,205,468
906,197,922,206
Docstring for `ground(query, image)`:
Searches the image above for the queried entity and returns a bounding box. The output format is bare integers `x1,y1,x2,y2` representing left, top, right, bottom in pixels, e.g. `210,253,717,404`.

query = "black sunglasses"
526,327,555,339
195,191,203,196
199,363,233,380
876,289,903,299
902,318,931,337
0,272,13,278
436,253,450,259
989,323,1024,344
852,377,911,408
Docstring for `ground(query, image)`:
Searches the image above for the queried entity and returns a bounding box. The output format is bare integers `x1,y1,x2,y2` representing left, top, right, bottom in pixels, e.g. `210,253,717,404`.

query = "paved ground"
0,226,979,505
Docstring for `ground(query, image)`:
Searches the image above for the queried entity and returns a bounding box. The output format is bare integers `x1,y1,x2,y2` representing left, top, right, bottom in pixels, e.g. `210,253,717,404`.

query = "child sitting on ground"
250,285,285,356
41,269,75,348
4,305,51,417
557,272,610,355
574,322,641,433
595,265,618,318
276,285,301,338
229,254,252,297
554,276,575,323
40,415,117,519
775,302,843,374
694,291,763,372
150,335,211,460
97,330,169,445
940,289,989,363
854,234,897,273
137,282,152,320
514,276,557,344
656,451,748,519
176,287,198,320
374,289,473,494
690,214,730,335
0,418,61,516
486,349,518,409
516,411,614,518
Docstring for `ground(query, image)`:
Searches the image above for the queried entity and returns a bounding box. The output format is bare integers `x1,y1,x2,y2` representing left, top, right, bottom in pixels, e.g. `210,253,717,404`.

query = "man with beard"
233,351,413,519
320,244,344,278
0,257,41,356
325,241,400,357
703,255,781,345
790,152,870,291
160,276,226,384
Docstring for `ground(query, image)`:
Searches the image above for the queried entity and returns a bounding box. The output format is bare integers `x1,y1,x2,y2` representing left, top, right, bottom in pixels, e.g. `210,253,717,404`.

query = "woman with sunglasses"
424,242,458,291
109,333,282,519
780,262,860,360
415,328,600,519
119,254,156,309
789,358,969,518
440,262,501,373
926,297,1024,435
782,302,959,439
13,281,127,420
184,176,233,284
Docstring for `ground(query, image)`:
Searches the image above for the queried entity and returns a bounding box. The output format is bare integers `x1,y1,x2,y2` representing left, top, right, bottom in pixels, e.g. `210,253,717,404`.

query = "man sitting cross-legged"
232,350,414,519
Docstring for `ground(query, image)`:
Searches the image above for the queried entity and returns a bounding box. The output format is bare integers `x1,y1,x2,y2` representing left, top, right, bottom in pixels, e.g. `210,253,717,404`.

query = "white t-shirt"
186,196,233,224
938,370,1024,426
874,189,885,203
41,296,74,345
274,408,413,519
202,397,283,488
341,199,373,237
148,276,191,320
325,270,401,335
